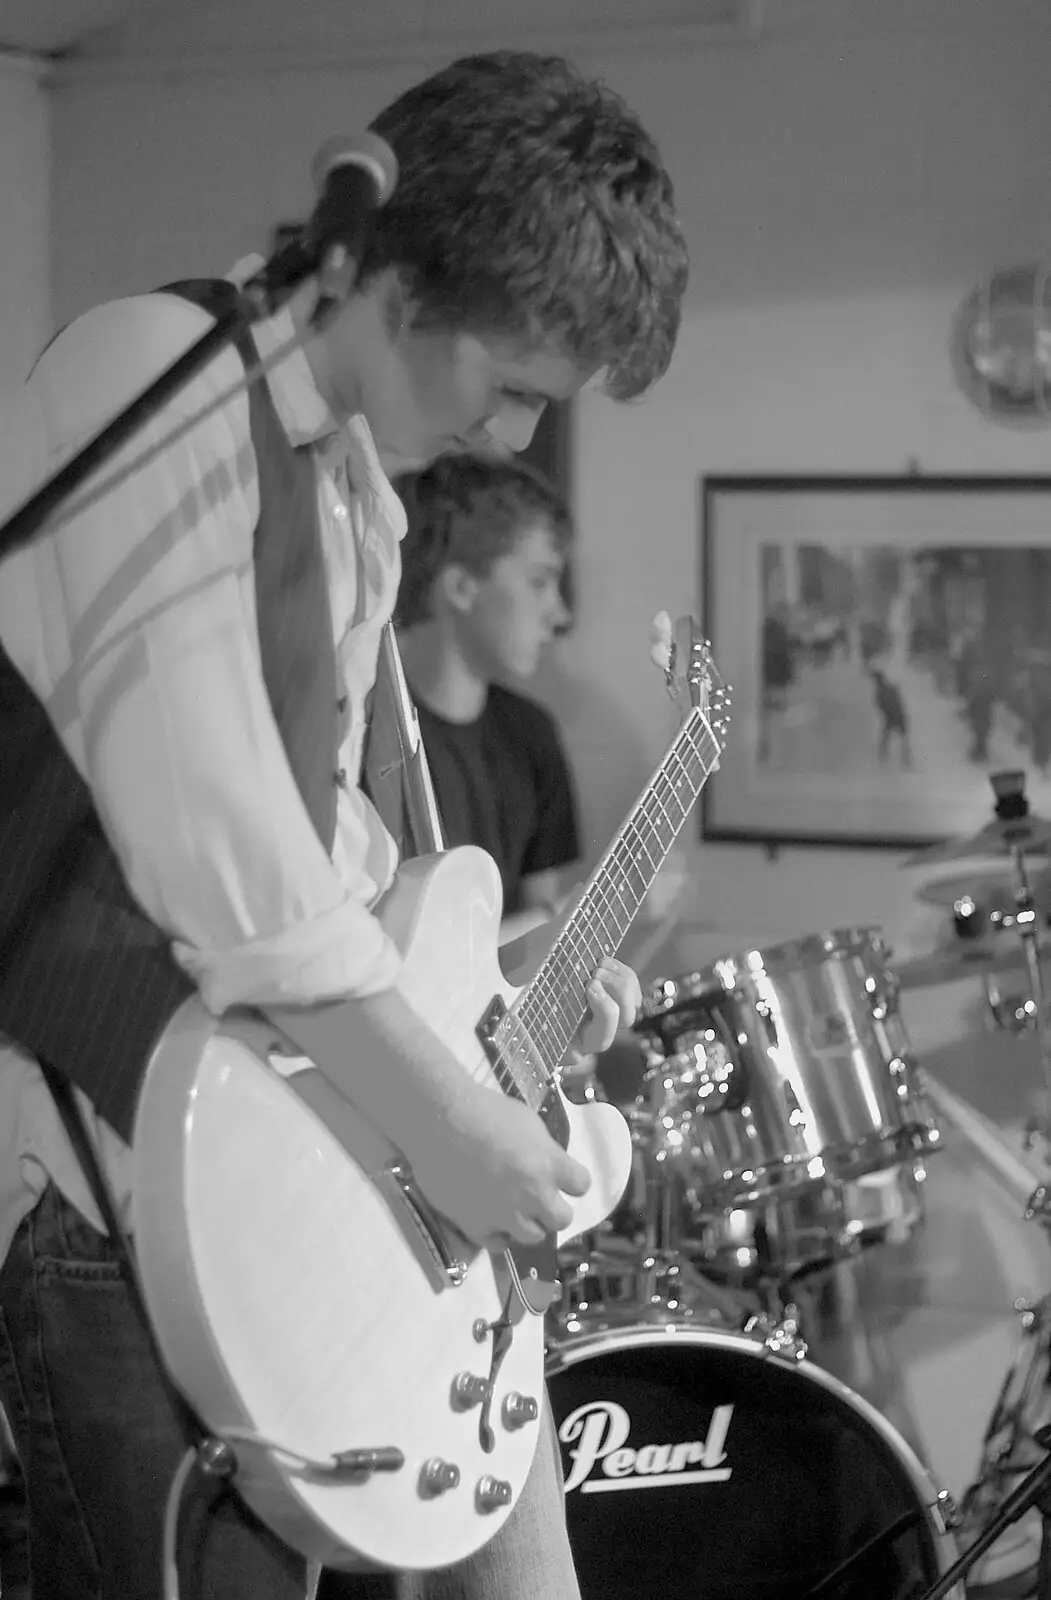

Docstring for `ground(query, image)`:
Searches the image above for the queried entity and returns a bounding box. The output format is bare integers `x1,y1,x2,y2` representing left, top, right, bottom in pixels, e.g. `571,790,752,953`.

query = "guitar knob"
420,1458,461,1495
451,1372,491,1409
502,1392,539,1429
476,1475,513,1512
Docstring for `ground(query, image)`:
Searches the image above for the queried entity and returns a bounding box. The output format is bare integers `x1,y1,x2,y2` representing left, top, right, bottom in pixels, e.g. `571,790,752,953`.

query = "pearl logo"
559,1400,735,1494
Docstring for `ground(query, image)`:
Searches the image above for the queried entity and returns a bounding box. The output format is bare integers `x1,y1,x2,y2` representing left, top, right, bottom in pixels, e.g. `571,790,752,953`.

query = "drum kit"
546,771,1051,1600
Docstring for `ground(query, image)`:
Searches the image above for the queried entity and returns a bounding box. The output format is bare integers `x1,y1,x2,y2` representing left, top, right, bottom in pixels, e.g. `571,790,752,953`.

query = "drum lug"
743,1308,808,1363
866,966,900,1022
754,998,778,1047
932,1486,961,1531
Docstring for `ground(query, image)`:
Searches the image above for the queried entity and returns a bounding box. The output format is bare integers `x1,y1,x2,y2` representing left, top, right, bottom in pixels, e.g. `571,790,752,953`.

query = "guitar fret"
510,709,723,1078
604,877,633,927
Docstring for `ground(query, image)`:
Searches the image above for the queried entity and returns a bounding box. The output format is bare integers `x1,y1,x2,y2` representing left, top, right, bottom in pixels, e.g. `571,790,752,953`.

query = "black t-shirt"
414,684,580,915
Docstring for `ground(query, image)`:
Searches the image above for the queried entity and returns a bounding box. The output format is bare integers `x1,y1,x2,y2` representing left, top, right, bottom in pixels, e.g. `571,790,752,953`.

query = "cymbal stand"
995,844,1051,1146
951,1294,1051,1591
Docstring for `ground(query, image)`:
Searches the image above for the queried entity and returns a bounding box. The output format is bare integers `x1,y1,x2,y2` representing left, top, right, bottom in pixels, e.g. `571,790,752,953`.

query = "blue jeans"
0,1186,580,1600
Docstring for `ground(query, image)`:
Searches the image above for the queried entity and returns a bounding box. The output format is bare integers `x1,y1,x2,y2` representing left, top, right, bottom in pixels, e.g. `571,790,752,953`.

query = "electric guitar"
131,615,730,1573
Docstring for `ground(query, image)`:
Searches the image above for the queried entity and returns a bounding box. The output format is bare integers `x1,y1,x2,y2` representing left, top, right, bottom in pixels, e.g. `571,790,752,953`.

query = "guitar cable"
160,1440,323,1600
161,1427,394,1598
161,1448,198,1600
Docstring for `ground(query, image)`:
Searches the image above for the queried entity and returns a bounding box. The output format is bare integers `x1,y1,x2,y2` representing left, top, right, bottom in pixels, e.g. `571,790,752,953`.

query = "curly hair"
364,51,687,401
394,453,573,628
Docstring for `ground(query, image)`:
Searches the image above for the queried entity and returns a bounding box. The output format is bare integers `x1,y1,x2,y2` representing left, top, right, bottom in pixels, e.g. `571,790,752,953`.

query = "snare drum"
634,928,941,1210
546,1322,962,1599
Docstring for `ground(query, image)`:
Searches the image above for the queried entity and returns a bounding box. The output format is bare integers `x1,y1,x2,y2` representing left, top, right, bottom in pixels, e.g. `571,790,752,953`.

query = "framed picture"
700,474,1051,849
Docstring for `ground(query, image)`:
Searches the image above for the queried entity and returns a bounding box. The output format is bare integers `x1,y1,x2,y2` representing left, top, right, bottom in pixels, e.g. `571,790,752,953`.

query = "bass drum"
546,1323,962,1600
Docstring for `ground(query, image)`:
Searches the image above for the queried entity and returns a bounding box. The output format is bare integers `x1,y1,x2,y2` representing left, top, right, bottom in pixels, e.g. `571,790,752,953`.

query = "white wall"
0,54,51,393
45,2,1051,1068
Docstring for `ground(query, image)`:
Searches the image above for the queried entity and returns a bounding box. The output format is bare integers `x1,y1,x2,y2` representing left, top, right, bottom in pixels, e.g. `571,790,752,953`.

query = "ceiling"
0,0,761,61
0,0,129,52
2,0,1045,65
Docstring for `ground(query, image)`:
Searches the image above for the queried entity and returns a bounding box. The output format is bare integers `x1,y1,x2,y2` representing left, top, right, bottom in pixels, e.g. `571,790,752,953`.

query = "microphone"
307,133,399,262
246,133,398,318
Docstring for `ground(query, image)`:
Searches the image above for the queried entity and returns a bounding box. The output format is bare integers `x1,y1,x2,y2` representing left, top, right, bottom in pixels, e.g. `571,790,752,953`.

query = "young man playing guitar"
0,49,687,1600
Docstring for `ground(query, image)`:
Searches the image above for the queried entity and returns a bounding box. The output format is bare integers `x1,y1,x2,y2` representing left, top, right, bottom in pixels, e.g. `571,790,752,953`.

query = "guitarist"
0,48,687,1600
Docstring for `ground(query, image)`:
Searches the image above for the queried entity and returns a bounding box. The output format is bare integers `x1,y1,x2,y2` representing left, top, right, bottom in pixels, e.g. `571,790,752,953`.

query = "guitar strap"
363,621,446,859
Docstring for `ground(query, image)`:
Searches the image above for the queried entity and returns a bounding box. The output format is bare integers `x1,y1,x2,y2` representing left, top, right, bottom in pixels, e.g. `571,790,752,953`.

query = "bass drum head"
546,1325,958,1600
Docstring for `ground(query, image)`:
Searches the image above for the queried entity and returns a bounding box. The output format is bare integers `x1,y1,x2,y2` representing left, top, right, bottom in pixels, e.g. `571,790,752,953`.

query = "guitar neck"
511,707,720,1075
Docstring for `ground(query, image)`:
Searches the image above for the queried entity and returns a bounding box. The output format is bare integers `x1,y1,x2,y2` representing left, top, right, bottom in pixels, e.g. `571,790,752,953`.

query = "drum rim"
544,1320,953,1520
638,926,890,1020
715,924,888,979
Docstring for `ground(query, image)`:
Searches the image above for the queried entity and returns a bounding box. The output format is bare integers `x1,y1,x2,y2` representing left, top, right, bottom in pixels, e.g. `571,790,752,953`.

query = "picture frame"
700,474,1051,850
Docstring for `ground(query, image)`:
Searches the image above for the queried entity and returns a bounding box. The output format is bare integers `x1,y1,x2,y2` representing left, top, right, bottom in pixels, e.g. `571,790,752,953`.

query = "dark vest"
0,280,339,1141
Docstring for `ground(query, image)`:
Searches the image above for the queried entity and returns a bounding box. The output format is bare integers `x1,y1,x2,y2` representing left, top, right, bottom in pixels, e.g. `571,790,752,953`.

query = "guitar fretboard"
494,708,720,1105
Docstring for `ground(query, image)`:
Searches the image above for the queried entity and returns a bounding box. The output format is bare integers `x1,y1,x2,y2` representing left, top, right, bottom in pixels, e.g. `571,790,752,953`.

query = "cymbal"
903,813,1051,867
916,865,1051,914
893,940,1034,991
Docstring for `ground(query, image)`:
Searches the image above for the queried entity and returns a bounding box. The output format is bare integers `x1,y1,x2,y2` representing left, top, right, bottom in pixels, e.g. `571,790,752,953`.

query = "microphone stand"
913,1424,1051,1600
0,233,349,564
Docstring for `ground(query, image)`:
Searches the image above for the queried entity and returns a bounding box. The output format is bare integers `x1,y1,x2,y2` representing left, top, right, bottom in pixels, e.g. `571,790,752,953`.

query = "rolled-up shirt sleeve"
0,293,402,1014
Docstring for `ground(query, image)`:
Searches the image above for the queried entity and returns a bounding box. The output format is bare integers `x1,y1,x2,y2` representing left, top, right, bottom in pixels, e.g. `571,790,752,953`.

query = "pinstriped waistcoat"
0,279,340,1142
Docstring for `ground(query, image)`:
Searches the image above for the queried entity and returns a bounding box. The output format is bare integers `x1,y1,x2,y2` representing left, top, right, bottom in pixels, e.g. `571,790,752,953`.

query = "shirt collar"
227,256,407,545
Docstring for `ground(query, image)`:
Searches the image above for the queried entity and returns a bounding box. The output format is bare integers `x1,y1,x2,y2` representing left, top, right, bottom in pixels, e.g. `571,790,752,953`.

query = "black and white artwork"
701,476,1051,848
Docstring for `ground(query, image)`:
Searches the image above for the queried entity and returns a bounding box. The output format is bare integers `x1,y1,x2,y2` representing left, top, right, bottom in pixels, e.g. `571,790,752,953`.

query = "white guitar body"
132,846,632,1573
133,617,729,1574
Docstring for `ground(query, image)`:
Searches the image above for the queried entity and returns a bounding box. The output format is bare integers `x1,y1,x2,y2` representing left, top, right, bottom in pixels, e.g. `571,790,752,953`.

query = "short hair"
365,51,687,401
394,453,573,628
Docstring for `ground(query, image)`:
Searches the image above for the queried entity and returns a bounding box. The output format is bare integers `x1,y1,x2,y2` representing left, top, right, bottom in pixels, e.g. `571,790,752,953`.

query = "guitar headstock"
650,612,731,746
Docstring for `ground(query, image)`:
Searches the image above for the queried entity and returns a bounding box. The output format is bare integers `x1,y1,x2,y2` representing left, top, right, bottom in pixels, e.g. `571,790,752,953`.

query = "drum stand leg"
636,1160,756,1327
955,1292,1051,1594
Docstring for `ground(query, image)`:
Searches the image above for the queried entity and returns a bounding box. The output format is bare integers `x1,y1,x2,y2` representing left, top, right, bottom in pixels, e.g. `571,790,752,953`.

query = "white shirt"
0,259,407,1257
